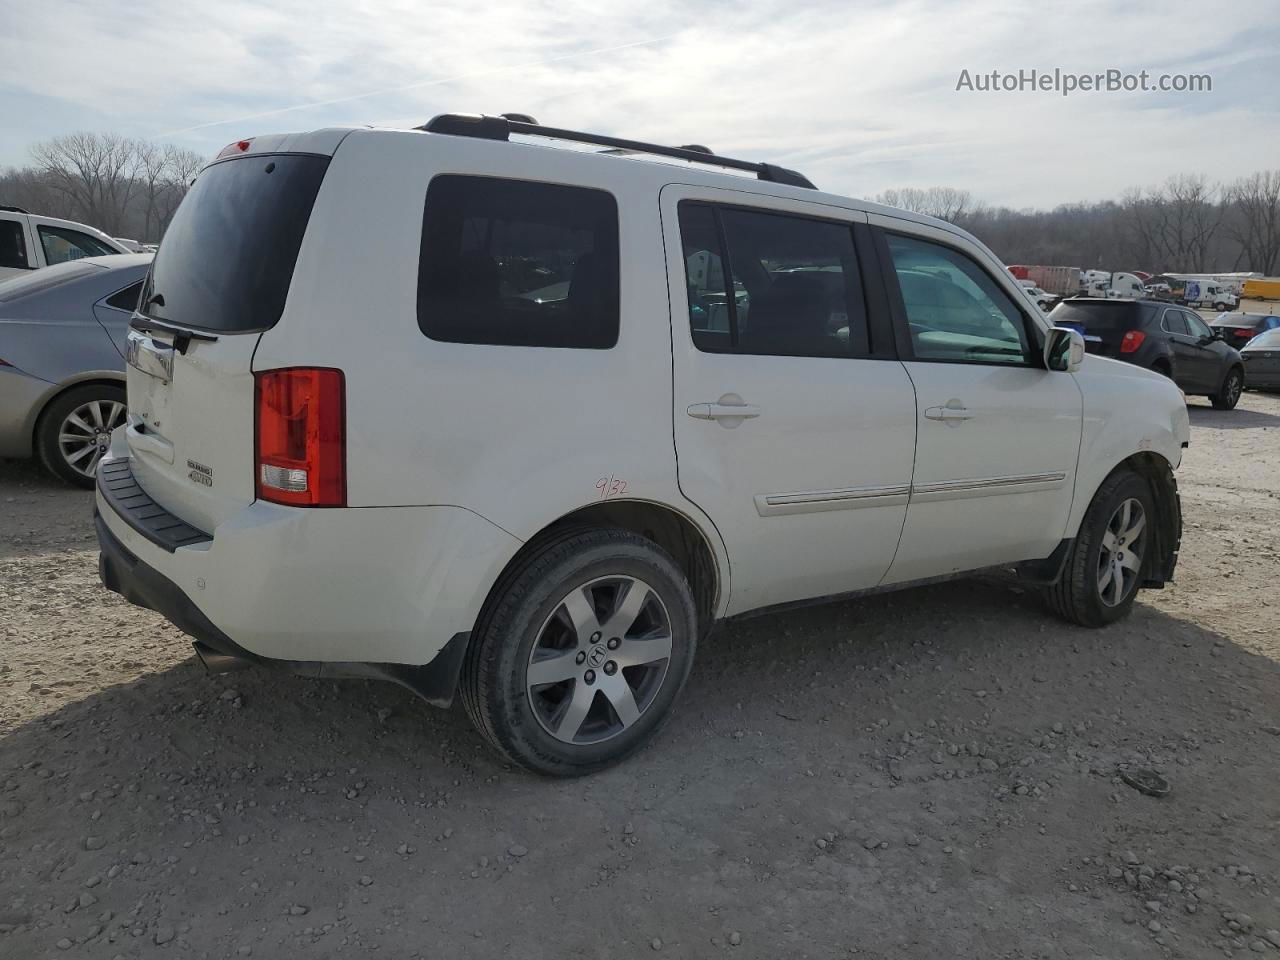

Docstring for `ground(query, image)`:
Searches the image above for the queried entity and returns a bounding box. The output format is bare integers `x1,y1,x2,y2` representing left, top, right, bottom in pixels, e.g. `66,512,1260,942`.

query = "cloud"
1,0,1276,207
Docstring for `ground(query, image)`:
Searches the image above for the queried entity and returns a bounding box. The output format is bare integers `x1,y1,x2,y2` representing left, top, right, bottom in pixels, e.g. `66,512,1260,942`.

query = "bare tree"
873,186,980,226
30,133,145,235
154,146,203,232
1156,174,1224,270
5,134,207,242
1224,170,1280,276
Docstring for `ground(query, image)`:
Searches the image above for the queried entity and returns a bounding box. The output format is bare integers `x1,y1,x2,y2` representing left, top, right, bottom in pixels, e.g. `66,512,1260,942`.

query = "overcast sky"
2,0,1277,209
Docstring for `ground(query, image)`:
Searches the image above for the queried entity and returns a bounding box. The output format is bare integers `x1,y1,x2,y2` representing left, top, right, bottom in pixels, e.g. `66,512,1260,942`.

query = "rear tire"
1209,367,1243,410
1045,469,1154,628
35,384,126,488
460,528,697,776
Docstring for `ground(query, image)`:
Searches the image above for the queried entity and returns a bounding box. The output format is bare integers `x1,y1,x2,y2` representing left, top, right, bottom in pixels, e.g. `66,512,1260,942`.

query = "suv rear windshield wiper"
129,315,220,355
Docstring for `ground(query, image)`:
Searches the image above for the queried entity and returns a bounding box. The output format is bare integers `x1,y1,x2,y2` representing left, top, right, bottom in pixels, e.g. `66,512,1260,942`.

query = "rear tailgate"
124,136,344,533
1214,325,1258,348
1048,301,1140,356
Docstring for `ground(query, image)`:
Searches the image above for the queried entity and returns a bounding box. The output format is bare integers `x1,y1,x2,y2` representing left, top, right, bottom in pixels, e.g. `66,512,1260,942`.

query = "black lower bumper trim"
96,458,212,553
95,509,470,707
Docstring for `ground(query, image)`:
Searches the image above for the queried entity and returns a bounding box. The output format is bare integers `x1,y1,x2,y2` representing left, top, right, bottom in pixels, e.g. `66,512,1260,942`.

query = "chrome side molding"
756,473,1067,516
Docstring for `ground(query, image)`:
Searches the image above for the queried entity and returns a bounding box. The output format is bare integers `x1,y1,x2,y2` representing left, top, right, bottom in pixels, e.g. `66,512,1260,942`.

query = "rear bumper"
94,453,523,699
96,511,472,705
1244,368,1280,388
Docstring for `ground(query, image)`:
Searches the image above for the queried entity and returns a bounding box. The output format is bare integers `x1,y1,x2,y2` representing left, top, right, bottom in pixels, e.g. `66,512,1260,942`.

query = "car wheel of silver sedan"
36,384,127,488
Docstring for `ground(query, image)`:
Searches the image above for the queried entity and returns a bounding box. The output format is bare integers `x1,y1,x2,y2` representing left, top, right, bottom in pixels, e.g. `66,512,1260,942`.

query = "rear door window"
142,154,330,332
1162,310,1189,335
417,175,619,349
38,226,118,264
0,218,29,269
1184,312,1213,338
678,202,868,358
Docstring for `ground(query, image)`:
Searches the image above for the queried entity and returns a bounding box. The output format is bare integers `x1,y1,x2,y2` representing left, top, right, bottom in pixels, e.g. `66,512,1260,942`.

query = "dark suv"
1048,298,1244,410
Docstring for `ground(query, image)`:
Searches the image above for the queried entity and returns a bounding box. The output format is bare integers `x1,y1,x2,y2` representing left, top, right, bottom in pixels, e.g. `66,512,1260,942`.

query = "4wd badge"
187,459,214,487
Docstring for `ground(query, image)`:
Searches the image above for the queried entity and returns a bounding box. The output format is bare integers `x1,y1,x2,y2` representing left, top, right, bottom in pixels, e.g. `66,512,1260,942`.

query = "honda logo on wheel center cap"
587,645,608,668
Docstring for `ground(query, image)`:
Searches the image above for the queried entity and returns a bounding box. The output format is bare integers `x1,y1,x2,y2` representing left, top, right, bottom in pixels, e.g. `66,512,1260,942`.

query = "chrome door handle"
687,402,761,420
924,404,973,422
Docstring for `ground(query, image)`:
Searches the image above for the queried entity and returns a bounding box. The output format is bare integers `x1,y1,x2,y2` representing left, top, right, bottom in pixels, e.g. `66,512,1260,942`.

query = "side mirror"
1045,327,1085,372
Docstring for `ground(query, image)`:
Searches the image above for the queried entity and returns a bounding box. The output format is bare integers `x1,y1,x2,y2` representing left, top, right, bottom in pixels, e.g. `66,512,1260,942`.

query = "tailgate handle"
125,330,174,384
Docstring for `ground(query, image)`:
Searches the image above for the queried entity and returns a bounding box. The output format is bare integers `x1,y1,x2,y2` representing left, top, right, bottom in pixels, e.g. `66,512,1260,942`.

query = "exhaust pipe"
192,641,252,674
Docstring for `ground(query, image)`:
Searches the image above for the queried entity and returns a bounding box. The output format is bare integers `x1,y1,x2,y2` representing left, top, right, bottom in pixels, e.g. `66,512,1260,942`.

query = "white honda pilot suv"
96,114,1189,775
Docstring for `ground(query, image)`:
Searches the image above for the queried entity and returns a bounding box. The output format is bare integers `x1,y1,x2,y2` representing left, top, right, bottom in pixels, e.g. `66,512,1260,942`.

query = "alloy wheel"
1097,497,1146,607
526,575,673,745
58,399,125,479
1224,371,1243,407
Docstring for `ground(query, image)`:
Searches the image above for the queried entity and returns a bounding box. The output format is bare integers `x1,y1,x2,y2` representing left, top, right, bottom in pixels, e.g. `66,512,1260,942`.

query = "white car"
0,206,131,281
1018,282,1054,310
95,115,1189,775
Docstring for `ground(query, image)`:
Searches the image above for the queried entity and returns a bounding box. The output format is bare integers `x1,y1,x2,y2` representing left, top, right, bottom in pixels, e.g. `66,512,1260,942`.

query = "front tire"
1045,469,1153,627
1209,367,1243,410
460,528,697,776
35,384,126,488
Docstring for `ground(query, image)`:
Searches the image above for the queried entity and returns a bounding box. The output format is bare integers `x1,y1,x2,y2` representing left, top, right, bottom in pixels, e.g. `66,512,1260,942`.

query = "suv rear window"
142,154,330,332
1049,300,1141,331
417,175,619,349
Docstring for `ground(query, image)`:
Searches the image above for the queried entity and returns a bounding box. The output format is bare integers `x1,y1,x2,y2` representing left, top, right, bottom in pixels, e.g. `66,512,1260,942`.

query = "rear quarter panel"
251,130,732,609
1067,354,1187,535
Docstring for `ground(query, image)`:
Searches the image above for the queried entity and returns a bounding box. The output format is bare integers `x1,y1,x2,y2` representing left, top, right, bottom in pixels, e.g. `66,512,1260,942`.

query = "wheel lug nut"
583,670,596,684
607,637,620,650
590,631,602,643
575,651,586,665
603,661,617,676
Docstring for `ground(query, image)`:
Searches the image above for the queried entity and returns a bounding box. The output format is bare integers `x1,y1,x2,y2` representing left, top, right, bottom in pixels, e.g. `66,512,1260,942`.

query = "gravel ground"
2,391,1279,959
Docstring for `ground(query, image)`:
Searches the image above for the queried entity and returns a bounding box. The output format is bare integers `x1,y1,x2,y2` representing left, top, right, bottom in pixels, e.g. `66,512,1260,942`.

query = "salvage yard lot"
2,392,1279,959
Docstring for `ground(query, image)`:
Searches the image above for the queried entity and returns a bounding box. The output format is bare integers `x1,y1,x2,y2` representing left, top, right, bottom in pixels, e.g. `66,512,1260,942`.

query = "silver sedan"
0,254,152,485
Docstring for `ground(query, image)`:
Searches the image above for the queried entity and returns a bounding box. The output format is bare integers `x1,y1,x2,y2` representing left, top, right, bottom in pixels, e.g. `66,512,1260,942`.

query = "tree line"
875,172,1280,276
0,133,205,243
3,132,1278,277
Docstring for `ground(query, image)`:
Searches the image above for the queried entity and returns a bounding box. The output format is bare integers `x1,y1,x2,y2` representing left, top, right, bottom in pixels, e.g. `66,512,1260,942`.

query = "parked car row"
1046,299,1280,409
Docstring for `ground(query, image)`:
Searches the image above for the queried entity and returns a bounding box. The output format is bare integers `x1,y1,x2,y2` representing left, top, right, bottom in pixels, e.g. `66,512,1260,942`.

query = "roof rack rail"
416,114,816,190
0,204,29,214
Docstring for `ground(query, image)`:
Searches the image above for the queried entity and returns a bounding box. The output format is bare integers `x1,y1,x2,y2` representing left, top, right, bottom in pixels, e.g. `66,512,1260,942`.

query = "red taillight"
215,138,254,160
255,368,345,507
1120,330,1146,354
